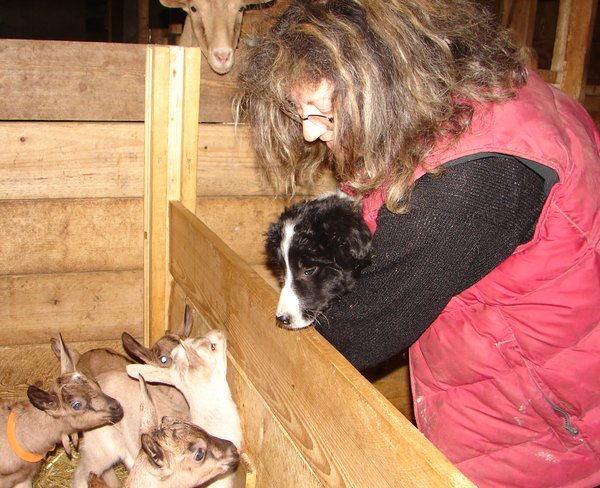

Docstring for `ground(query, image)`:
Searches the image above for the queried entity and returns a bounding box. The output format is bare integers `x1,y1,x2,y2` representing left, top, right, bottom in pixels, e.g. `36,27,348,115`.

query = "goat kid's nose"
275,313,291,326
109,401,124,421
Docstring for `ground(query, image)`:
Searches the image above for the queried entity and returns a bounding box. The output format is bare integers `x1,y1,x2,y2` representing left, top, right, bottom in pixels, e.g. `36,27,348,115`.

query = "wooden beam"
0,271,142,346
0,39,235,123
144,45,201,346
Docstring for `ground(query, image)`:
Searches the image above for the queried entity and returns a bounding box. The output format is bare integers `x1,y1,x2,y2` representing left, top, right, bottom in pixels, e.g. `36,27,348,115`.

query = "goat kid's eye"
159,355,169,365
190,5,197,13
193,447,206,461
70,400,83,410
304,267,318,276
210,343,216,351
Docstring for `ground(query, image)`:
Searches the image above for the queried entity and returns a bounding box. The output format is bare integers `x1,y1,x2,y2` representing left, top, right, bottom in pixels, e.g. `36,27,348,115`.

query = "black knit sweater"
315,154,549,371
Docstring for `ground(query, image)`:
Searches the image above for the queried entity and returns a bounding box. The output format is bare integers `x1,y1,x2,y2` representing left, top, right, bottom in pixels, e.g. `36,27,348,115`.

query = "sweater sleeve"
315,155,548,371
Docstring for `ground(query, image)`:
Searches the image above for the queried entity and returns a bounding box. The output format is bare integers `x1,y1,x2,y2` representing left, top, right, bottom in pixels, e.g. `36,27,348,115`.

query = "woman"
235,1,600,486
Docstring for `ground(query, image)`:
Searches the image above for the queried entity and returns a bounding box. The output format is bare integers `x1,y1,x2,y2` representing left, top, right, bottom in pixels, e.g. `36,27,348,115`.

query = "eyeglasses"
300,114,334,130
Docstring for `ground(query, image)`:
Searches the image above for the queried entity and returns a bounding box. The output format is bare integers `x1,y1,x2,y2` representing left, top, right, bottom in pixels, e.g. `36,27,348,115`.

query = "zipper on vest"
524,360,579,436
531,376,579,436
546,400,579,436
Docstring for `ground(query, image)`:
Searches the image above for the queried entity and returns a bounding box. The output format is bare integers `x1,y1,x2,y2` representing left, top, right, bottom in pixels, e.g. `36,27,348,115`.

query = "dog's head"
266,193,372,330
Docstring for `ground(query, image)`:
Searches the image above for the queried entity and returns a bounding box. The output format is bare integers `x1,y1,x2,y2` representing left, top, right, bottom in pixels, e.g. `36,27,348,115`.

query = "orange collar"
6,409,50,463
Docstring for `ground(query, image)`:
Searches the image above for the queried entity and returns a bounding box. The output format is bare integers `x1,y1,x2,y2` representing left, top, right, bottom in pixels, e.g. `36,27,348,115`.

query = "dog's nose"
276,313,291,326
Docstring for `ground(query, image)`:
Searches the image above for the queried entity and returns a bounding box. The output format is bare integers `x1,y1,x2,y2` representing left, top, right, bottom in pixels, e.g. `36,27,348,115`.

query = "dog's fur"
266,192,372,329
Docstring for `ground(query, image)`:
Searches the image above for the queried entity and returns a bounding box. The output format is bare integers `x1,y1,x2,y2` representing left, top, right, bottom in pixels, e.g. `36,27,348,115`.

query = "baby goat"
127,330,242,488
51,307,193,487
0,337,123,488
50,342,189,488
123,376,239,488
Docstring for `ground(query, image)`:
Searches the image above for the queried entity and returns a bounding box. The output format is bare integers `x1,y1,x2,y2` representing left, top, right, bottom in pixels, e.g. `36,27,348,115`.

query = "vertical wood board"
144,45,201,346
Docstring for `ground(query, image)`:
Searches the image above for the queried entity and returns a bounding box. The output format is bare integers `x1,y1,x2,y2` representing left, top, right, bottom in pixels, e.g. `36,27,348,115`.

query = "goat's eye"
159,355,169,365
304,267,317,276
210,343,216,351
193,447,206,461
71,400,83,410
190,5,197,13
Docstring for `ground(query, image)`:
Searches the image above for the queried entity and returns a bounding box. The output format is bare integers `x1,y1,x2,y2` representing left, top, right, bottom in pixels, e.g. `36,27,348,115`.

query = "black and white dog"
266,192,372,329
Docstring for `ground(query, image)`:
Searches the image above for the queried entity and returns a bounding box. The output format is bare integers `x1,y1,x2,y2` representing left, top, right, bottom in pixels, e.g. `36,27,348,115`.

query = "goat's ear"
141,433,167,469
138,375,158,434
27,385,58,411
158,0,186,9
127,364,174,385
58,334,76,374
179,303,193,338
51,336,81,366
121,332,154,364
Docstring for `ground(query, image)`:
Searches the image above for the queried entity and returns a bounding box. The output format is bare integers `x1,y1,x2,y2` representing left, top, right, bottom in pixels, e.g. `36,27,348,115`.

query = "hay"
33,448,128,487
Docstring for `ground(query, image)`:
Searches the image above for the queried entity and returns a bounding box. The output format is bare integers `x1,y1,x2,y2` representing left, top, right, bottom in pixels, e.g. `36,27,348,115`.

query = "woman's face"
289,79,335,148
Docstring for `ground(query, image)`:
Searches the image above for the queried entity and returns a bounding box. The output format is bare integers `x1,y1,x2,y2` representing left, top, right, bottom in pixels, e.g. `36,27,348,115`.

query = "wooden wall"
0,39,332,351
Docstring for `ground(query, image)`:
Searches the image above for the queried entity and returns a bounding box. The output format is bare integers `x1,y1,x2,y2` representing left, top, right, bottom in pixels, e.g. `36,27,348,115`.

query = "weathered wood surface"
196,197,298,266
169,201,473,488
0,196,303,346
0,122,334,199
0,39,234,122
0,198,143,274
0,271,142,346
144,45,202,345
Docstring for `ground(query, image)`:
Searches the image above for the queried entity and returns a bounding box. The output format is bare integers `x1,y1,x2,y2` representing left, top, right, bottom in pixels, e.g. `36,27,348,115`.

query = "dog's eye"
304,267,317,276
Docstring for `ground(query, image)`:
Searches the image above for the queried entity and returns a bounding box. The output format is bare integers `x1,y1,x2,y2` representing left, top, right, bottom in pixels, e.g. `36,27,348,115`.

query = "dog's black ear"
265,221,283,269
336,218,372,270
324,213,372,270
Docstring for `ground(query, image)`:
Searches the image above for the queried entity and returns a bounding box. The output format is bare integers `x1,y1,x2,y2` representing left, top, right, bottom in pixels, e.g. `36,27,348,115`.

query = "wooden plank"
559,0,597,101
144,45,201,346
169,201,473,487
195,197,296,265
502,0,538,49
0,271,143,347
197,125,337,196
0,122,335,200
0,39,240,123
145,46,171,347
0,39,146,122
0,122,144,200
0,198,143,275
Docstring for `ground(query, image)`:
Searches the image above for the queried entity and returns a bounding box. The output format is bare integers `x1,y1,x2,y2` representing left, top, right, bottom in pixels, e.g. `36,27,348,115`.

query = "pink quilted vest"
400,72,600,487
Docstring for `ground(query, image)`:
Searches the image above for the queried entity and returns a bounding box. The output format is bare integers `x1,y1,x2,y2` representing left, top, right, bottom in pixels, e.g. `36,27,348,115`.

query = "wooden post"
144,45,201,346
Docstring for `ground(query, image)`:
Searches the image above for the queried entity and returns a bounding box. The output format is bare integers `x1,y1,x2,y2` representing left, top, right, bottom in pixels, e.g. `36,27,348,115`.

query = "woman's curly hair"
235,0,527,212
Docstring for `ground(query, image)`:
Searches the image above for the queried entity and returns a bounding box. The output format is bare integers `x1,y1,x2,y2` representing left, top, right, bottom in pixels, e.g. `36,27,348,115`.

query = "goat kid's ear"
58,334,76,374
141,433,168,469
138,375,158,434
180,303,193,338
27,385,58,412
50,335,81,369
121,332,154,364
126,364,173,385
